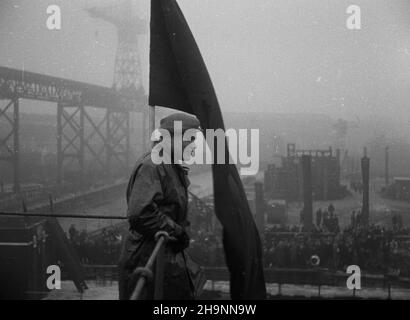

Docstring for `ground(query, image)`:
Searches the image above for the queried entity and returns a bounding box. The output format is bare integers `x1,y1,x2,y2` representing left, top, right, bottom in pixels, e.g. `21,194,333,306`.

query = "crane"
86,0,146,98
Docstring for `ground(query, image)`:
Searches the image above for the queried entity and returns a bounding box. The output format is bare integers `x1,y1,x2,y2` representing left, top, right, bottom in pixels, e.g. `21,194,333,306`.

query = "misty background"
1,0,410,176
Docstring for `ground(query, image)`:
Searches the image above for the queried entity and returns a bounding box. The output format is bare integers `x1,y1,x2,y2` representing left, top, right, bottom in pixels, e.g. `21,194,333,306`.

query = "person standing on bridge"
118,113,202,300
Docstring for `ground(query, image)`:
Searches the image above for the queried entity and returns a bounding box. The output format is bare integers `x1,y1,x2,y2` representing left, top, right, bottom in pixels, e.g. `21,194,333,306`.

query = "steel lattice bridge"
0,66,147,192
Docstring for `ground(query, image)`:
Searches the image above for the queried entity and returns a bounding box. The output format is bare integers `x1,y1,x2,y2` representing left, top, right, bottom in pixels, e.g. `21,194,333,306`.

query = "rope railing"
130,231,169,300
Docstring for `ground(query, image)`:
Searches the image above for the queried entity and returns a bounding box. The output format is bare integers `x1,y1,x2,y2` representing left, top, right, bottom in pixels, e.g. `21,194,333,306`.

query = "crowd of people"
68,224,122,265
188,203,410,277
263,224,409,275
66,204,410,278
188,223,410,277
313,204,340,233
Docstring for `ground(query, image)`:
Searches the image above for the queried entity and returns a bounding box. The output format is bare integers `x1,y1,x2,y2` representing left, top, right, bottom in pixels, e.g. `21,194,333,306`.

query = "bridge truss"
0,66,146,192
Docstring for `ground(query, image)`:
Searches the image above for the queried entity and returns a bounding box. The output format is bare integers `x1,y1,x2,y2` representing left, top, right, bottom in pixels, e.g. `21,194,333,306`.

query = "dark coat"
118,153,194,300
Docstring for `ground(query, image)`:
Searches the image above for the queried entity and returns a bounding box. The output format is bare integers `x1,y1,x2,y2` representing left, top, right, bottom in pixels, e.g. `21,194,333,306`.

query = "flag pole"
148,105,156,149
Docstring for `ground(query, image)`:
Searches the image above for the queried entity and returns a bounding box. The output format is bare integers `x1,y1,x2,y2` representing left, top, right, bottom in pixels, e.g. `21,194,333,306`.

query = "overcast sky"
1,0,410,122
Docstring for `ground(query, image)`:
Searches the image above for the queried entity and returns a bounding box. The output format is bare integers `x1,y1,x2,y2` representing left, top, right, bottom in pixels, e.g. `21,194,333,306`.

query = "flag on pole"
149,0,266,299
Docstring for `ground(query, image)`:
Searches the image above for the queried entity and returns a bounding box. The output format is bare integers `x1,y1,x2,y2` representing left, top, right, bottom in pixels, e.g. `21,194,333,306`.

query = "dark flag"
149,0,266,299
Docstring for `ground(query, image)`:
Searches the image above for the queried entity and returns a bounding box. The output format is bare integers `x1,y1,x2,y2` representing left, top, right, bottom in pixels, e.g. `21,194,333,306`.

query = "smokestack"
385,146,389,187
323,157,328,201
361,150,370,226
301,155,313,231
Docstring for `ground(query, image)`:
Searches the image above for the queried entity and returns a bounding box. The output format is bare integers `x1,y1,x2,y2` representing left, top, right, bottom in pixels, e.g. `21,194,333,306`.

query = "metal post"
154,244,165,300
125,111,130,170
13,98,20,193
31,234,38,297
104,109,130,176
79,104,85,188
57,103,63,186
130,232,167,300
105,109,111,177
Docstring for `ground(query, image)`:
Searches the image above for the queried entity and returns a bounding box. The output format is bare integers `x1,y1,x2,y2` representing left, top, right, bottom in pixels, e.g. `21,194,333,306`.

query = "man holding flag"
120,0,266,300
118,113,203,300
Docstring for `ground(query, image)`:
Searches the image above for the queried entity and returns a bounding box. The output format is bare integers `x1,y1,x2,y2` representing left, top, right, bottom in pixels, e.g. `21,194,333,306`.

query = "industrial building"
264,143,346,201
